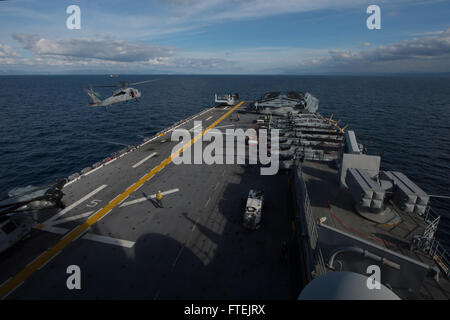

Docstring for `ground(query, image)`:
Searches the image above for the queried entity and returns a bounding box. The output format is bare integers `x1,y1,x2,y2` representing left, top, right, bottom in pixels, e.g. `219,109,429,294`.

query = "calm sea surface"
0,75,449,247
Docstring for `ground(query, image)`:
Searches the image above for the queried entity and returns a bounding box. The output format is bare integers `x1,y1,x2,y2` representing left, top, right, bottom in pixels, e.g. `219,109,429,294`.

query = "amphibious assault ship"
0,92,448,300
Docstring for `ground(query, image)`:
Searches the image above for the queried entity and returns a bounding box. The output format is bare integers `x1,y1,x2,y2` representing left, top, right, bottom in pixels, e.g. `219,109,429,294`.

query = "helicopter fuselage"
87,87,141,108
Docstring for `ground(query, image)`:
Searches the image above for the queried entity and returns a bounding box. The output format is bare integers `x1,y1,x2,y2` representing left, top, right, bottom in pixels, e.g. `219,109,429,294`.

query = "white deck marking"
42,185,107,226
189,124,202,132
82,234,135,248
205,116,212,121
47,211,94,226
119,188,180,207
132,152,158,168
39,225,69,235
40,226,135,248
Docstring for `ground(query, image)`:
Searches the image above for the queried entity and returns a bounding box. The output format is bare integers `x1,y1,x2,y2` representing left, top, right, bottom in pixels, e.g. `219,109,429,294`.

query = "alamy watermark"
66,5,81,30
66,264,81,290
170,121,280,175
366,265,381,290
367,5,381,30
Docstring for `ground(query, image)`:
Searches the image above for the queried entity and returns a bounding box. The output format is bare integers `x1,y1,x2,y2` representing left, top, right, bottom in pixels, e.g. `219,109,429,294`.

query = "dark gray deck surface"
3,100,446,300
0,103,300,299
301,160,450,299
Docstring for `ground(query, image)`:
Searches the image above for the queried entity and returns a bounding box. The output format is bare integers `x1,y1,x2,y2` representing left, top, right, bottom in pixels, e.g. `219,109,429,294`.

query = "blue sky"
1,0,449,74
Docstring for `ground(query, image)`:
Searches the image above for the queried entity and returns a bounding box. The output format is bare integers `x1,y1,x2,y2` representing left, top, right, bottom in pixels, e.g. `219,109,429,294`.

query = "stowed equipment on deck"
243,190,264,230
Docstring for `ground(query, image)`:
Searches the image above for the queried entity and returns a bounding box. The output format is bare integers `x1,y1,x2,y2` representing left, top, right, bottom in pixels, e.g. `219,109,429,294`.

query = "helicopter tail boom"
85,89,102,105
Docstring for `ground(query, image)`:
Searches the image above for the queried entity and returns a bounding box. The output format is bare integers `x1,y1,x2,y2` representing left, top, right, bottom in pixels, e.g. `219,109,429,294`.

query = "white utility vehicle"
243,190,264,230
0,215,33,253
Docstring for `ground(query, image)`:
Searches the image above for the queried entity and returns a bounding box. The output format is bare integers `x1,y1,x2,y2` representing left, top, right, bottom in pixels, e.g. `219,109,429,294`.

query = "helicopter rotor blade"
83,79,158,91
92,85,120,88
82,83,119,88
127,79,158,86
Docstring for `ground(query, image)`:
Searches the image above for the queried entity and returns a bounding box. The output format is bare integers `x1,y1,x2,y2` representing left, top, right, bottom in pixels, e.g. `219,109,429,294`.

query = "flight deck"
0,102,301,299
1,92,448,300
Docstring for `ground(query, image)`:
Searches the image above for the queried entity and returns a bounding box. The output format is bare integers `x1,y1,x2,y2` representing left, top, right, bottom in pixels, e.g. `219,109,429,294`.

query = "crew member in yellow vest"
156,190,163,208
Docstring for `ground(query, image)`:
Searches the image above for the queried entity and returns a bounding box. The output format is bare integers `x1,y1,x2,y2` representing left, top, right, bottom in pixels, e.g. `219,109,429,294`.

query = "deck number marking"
86,199,102,208
41,184,107,226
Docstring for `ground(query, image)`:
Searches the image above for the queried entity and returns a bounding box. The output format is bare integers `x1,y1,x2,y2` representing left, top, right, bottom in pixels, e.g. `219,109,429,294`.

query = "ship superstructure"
248,92,449,299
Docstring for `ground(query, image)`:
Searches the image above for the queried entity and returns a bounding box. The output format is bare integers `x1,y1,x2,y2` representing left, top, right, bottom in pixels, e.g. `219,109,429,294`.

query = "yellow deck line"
0,101,244,299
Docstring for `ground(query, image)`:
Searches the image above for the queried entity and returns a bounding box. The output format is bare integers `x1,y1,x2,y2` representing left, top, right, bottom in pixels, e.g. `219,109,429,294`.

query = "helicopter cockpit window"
113,91,126,97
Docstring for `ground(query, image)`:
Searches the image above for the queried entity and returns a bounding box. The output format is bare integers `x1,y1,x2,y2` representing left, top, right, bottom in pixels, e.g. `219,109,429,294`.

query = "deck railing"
421,206,450,278
429,239,449,277
296,167,327,277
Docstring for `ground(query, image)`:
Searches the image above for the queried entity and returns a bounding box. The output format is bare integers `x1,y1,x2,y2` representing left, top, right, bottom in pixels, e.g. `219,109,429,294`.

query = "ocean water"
0,75,449,248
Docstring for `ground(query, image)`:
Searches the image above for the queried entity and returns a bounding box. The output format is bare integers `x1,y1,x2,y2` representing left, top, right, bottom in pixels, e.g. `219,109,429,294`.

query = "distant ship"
109,74,119,78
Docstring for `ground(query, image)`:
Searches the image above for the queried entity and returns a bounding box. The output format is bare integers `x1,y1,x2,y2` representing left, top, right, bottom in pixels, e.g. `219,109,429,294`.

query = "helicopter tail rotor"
84,87,102,104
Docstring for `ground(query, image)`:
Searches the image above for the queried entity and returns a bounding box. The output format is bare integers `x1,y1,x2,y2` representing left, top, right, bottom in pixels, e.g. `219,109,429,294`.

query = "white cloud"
180,46,328,73
292,27,450,73
5,33,235,73
334,28,450,63
5,28,450,74
410,30,445,37
12,34,174,62
0,44,19,57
